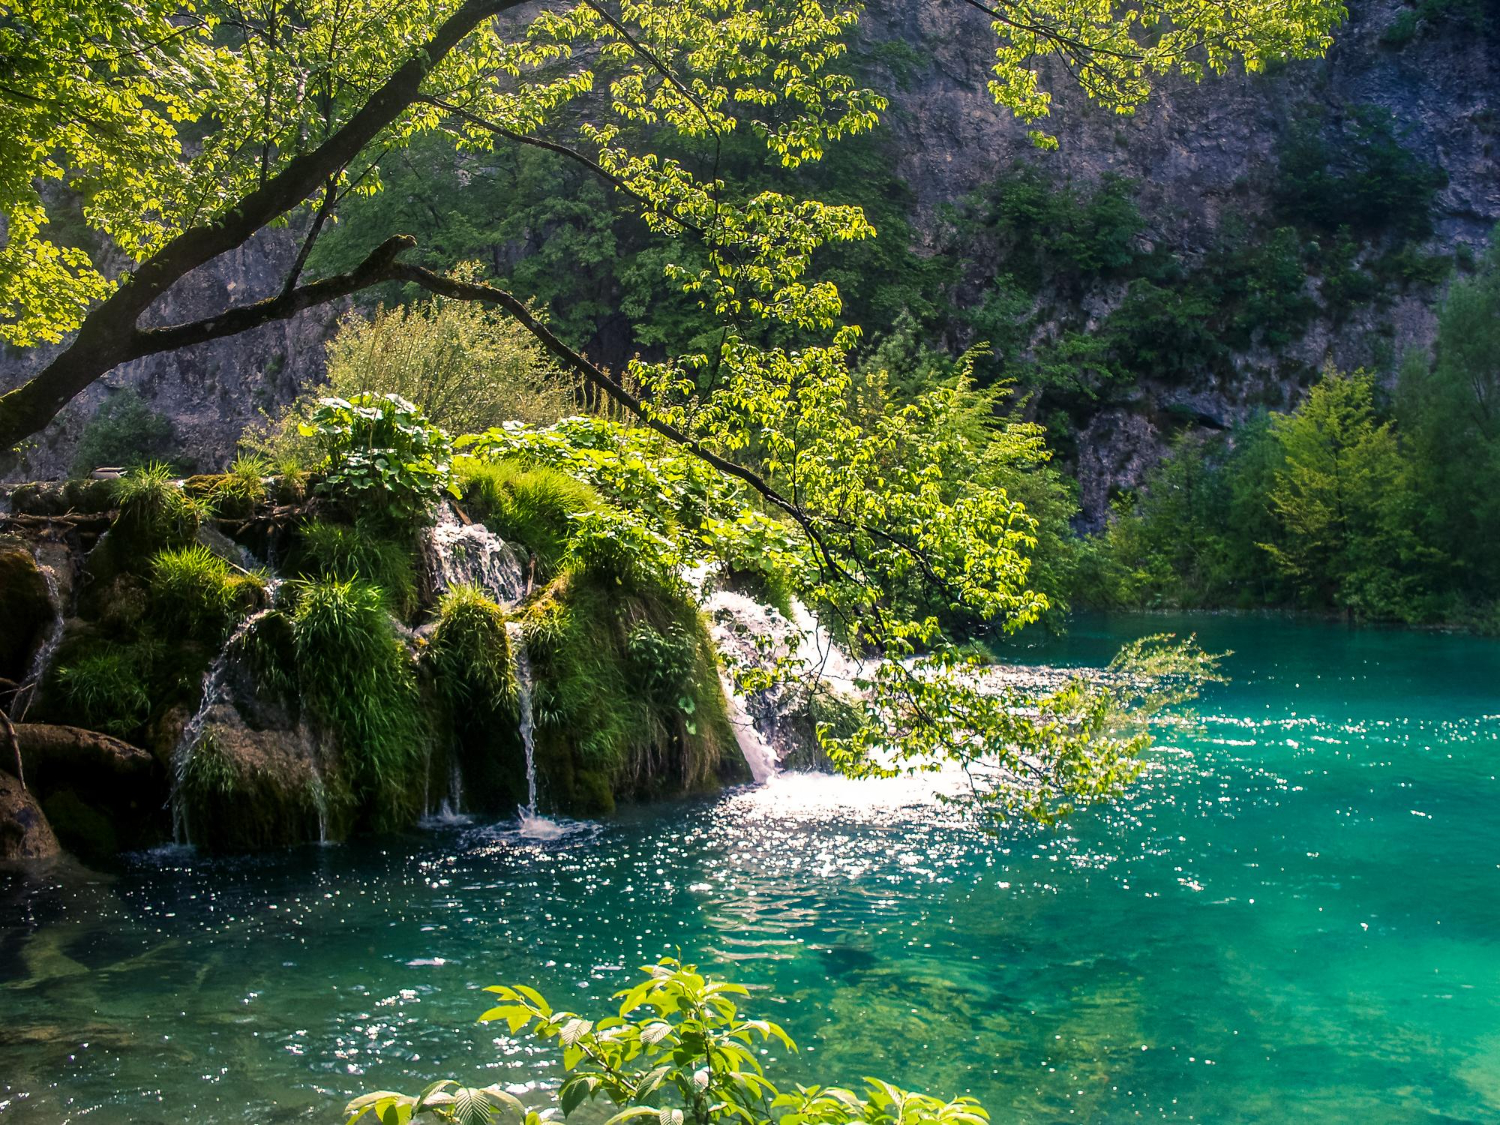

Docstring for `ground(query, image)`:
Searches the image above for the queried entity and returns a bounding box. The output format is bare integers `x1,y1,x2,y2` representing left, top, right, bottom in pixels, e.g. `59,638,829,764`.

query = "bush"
346,957,987,1125
457,456,599,576
71,389,178,476
245,282,576,469
302,393,457,521
298,518,419,618
1274,106,1447,241
148,544,266,641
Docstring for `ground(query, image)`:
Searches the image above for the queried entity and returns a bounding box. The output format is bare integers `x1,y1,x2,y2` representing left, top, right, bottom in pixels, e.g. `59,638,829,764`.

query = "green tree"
1262,368,1423,617
1398,230,1500,606
2,0,1341,813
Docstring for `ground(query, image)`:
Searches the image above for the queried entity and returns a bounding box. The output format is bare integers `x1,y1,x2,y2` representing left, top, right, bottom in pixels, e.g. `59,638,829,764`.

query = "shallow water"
1,614,1497,1123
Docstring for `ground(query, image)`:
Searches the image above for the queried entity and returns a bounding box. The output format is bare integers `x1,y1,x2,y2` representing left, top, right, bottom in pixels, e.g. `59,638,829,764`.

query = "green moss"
297,518,419,618
457,456,599,577
148,544,266,641
522,564,734,808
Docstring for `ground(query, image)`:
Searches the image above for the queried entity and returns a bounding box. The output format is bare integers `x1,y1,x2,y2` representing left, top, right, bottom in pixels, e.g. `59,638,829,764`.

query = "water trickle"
15,549,65,719
508,621,559,838
720,669,779,783
168,595,280,845
422,506,527,606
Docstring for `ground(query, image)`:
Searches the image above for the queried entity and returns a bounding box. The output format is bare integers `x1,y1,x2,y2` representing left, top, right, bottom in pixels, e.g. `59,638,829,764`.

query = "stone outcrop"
0,538,54,686
0,770,61,861
13,723,168,859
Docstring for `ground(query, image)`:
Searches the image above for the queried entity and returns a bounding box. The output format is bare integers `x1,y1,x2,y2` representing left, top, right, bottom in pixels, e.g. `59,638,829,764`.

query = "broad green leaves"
302,392,459,518
349,958,986,1125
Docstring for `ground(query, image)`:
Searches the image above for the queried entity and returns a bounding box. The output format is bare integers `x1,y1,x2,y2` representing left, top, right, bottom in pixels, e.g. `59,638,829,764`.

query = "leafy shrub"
71,389,178,476
298,518,419,618
346,957,988,1125
1274,106,1447,241
55,643,155,737
457,456,599,577
113,461,202,547
301,393,457,521
289,578,425,818
148,544,266,641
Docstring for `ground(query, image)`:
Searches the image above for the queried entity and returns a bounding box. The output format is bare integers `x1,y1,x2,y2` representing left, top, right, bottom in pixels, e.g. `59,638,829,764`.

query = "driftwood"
0,709,22,789
0,511,114,530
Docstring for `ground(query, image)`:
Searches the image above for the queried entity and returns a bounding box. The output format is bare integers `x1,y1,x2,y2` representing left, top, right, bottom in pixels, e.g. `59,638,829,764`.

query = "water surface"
1,614,1497,1123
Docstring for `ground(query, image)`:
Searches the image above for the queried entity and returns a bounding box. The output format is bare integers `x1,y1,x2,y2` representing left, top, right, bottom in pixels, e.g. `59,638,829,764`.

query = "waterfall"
168,599,279,845
508,621,561,838
422,506,527,605
720,670,779,783
15,550,65,720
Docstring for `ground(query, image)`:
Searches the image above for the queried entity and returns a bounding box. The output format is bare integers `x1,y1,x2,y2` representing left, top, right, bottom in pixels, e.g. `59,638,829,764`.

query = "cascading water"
422,507,527,605
15,550,65,720
507,621,562,838
168,587,281,846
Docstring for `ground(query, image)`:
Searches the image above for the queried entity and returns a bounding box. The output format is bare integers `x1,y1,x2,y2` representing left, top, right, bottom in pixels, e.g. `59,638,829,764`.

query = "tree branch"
125,235,417,359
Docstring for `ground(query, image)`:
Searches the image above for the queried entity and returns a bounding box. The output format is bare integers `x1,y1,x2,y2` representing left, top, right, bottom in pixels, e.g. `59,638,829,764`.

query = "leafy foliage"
457,457,600,579
347,957,990,1125
301,393,457,520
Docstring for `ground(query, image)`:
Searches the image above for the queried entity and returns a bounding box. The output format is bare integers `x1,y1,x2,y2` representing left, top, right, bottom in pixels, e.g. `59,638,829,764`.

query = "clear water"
1,614,1497,1124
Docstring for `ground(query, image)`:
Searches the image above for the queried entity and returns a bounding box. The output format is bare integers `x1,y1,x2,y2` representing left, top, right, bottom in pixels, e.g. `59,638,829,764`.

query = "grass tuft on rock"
457,456,598,578
113,461,201,547
289,577,425,824
149,544,266,641
297,518,419,618
54,642,156,737
428,583,515,708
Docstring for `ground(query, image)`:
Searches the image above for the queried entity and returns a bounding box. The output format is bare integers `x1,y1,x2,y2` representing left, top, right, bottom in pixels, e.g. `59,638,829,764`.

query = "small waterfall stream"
168,589,281,846
507,621,562,838
422,507,527,605
15,550,65,719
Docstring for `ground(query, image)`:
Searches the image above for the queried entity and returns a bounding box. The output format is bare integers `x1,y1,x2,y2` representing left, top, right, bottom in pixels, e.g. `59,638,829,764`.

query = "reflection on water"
1,614,1498,1124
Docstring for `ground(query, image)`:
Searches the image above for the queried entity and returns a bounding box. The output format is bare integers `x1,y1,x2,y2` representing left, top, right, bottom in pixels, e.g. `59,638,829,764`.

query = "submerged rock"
0,771,61,861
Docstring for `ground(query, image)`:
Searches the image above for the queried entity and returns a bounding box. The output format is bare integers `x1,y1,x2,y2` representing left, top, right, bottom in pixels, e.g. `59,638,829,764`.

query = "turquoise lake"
1,614,1497,1123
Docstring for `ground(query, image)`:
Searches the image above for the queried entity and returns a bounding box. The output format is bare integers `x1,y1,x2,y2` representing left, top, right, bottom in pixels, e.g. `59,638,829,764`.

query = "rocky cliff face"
5,0,1496,504
863,0,1498,516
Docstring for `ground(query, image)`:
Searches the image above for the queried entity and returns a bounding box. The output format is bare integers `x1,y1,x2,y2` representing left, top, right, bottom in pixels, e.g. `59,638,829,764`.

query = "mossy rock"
522,569,741,814
0,772,61,861
5,480,114,517
0,538,54,683
41,790,118,862
180,703,341,852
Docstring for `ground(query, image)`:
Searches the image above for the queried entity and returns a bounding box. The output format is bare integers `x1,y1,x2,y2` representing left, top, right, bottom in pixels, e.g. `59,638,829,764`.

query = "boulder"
0,771,61,861
0,538,55,685
13,723,168,857
179,701,338,852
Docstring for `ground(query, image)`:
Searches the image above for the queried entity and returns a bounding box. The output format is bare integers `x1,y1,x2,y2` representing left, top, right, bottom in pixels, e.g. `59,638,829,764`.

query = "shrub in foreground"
347,957,988,1125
